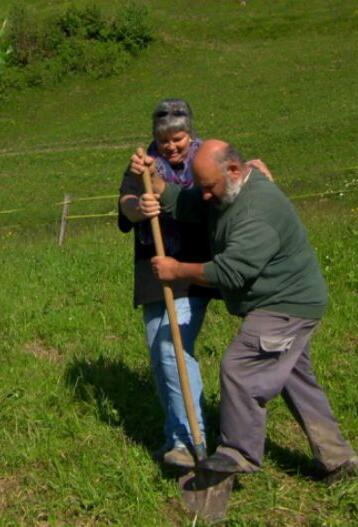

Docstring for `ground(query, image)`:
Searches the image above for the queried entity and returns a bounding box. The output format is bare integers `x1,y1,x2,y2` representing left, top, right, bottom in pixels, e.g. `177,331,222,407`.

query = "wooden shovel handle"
142,165,204,451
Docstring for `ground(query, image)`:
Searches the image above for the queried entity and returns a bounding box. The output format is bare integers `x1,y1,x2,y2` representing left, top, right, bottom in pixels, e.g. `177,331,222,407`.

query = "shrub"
0,19,13,68
24,58,65,87
0,1,153,95
83,41,128,78
59,38,128,79
0,66,26,98
57,3,107,40
110,3,153,55
6,3,42,66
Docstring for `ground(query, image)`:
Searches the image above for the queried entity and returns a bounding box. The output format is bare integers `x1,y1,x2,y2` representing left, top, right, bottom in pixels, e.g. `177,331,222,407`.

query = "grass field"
0,1,357,525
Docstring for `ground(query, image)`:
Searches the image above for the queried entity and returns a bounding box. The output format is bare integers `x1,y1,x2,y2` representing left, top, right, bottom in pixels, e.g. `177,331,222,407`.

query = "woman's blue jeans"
143,296,208,448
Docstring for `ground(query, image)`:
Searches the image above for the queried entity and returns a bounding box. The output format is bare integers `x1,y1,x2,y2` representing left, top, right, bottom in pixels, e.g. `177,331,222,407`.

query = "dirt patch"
165,497,190,526
23,340,62,363
347,335,358,352
104,335,120,341
0,476,21,511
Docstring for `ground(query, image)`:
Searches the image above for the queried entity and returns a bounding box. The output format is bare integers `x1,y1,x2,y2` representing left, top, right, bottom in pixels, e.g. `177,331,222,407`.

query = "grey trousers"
218,310,355,472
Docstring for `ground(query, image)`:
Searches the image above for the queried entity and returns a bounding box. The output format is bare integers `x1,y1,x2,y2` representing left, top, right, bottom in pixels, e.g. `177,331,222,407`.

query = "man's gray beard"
220,177,243,206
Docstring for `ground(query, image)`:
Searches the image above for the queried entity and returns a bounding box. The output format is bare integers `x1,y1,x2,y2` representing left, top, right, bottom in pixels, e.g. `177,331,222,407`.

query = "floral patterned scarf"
138,137,202,253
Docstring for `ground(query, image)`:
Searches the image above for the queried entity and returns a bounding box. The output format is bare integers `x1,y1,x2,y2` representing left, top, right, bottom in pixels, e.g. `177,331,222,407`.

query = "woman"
119,99,213,468
119,99,272,468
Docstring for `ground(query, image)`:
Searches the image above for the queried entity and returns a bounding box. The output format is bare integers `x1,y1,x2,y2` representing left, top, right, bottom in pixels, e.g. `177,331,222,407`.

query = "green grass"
0,0,357,525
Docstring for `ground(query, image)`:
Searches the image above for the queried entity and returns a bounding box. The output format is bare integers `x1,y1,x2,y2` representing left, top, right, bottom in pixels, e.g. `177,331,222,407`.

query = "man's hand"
247,159,274,181
138,193,161,218
151,256,180,281
151,257,210,286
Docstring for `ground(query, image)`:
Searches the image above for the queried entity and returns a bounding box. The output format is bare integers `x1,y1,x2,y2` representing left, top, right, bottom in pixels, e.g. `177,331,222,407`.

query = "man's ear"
227,161,242,181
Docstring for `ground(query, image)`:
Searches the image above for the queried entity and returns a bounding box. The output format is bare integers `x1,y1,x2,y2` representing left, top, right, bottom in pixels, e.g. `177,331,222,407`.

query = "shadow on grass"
265,438,319,479
63,354,223,483
64,354,318,481
64,354,163,451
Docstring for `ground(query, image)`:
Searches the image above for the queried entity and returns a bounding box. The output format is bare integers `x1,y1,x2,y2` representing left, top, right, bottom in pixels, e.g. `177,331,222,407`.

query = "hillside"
0,1,357,525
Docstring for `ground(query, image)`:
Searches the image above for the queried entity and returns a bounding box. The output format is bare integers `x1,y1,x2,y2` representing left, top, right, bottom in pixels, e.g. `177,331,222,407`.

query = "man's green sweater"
161,169,328,319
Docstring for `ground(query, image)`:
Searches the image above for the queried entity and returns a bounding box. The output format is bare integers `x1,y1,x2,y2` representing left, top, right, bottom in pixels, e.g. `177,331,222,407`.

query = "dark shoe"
324,457,358,485
152,442,173,462
198,452,240,474
163,446,195,469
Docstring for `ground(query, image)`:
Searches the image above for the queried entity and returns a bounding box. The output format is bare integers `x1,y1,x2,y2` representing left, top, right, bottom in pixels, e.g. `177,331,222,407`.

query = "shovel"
142,165,234,522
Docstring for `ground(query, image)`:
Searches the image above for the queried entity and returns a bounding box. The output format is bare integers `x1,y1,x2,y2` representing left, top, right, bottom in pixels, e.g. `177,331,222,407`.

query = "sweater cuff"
203,261,219,285
160,183,181,212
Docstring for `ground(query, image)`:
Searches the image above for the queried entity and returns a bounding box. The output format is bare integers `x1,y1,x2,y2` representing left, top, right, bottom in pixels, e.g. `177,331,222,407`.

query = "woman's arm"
119,147,157,223
119,194,147,223
246,159,274,181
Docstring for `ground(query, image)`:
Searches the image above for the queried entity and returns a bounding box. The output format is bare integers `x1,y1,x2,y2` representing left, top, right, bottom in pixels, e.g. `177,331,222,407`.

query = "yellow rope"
0,208,24,215
56,194,118,205
1,184,357,219
66,212,117,220
291,188,356,200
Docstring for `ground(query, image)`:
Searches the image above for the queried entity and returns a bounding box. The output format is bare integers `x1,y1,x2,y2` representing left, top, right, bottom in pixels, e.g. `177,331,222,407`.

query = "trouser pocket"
259,335,295,353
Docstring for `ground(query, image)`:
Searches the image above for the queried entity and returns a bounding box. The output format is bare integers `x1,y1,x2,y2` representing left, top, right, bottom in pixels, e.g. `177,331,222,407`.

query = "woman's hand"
130,147,166,195
130,147,155,176
247,159,274,181
138,193,161,218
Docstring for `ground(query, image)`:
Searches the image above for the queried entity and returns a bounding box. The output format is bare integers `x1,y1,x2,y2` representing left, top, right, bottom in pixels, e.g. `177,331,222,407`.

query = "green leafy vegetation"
0,19,12,68
0,0,357,525
0,1,153,93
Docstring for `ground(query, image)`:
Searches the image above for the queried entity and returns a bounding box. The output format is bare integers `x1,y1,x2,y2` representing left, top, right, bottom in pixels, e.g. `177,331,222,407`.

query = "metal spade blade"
180,469,234,522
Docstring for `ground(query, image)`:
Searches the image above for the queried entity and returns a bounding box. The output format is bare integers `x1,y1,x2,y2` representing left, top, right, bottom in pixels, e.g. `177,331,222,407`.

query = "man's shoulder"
249,169,279,190
234,171,298,228
245,170,289,203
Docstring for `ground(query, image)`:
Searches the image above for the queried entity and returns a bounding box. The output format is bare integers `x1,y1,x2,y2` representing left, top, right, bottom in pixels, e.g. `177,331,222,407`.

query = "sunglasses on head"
155,110,188,118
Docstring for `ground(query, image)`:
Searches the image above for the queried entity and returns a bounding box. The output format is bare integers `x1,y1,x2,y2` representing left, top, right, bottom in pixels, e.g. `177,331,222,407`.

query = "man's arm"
152,218,280,291
161,184,206,223
138,180,206,224
203,218,280,290
151,256,213,287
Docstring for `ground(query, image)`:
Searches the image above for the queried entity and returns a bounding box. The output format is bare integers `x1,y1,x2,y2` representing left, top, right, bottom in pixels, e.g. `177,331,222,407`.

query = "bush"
0,65,26,98
57,4,107,40
0,1,153,95
59,38,128,79
24,58,65,87
110,3,153,55
5,4,37,65
0,19,13,68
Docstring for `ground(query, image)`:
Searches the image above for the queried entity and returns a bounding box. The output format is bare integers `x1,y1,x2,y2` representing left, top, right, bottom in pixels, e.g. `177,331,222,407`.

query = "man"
139,139,357,481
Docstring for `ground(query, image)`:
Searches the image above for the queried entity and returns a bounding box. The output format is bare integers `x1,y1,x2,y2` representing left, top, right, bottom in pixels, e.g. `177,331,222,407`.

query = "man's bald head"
193,140,248,206
194,139,229,168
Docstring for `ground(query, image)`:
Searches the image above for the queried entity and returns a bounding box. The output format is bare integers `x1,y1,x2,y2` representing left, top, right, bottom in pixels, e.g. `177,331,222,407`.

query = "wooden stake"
58,193,71,246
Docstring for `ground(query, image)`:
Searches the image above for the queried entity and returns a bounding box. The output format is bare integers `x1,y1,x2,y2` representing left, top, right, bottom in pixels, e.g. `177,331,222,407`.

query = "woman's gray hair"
152,98,194,137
